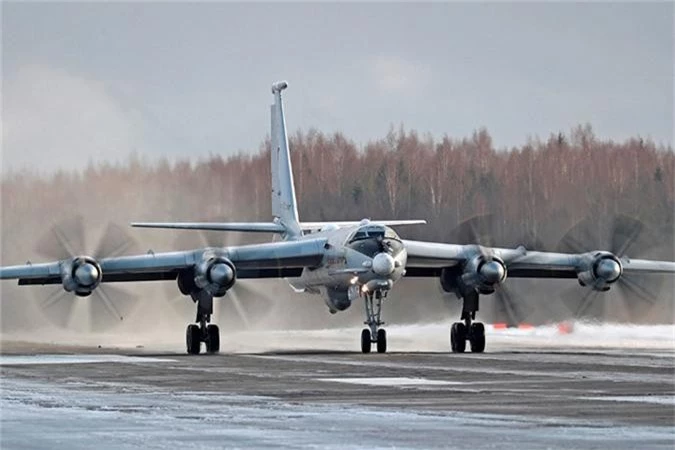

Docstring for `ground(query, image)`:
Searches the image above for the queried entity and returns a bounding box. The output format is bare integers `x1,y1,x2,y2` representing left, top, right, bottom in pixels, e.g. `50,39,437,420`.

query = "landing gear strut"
450,291,485,353
186,291,221,355
361,290,387,353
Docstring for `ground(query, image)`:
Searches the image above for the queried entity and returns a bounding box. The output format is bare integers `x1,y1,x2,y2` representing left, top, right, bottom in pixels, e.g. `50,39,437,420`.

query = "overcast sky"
2,2,672,174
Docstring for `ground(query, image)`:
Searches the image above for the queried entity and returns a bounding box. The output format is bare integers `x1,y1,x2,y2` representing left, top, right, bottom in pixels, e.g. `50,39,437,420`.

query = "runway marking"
0,355,176,366
317,377,463,386
583,396,675,406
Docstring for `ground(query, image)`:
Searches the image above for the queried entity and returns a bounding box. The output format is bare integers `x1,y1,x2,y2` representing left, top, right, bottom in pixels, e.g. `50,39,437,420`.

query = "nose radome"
372,253,396,276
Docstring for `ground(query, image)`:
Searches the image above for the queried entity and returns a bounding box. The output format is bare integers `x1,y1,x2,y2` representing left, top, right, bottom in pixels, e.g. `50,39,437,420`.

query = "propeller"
556,214,662,322
34,216,139,331
449,214,540,327
164,216,276,330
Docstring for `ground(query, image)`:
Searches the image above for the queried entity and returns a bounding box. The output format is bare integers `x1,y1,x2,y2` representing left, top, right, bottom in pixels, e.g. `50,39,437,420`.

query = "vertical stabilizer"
270,81,301,238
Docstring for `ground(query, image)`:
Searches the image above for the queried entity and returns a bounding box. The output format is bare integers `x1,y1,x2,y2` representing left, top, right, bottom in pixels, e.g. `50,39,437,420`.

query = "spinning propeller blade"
556,214,663,322
36,215,87,260
90,285,138,331
33,217,139,331
40,287,76,328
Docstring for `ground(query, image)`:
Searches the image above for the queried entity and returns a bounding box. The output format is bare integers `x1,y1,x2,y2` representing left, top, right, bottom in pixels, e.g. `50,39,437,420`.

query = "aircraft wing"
1,238,327,286
402,240,675,278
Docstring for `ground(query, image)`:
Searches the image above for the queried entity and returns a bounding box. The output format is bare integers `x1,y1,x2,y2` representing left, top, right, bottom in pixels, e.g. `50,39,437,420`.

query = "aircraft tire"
376,329,387,353
206,324,220,354
450,322,467,353
469,322,486,353
361,329,372,354
186,324,201,355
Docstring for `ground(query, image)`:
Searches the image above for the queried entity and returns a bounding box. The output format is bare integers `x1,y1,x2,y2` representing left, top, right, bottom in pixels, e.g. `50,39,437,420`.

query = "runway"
1,323,674,449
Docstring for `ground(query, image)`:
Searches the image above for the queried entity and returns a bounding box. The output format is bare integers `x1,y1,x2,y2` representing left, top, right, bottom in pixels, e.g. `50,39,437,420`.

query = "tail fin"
270,81,301,238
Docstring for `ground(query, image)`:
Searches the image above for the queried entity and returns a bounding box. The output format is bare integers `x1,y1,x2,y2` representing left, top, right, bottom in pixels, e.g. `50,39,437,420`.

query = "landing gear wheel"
361,329,372,354
469,322,486,353
186,324,201,355
376,329,387,353
205,324,220,354
450,322,467,353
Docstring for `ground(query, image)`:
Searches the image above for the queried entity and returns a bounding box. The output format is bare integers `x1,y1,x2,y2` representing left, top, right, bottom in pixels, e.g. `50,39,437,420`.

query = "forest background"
1,124,673,336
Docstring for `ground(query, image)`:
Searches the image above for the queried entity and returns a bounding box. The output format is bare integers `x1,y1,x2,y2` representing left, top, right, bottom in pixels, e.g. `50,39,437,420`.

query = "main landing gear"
361,290,387,354
186,291,221,355
450,291,486,353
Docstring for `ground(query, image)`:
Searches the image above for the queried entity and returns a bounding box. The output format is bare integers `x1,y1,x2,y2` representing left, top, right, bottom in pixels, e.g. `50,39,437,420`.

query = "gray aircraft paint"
270,81,302,239
288,224,407,310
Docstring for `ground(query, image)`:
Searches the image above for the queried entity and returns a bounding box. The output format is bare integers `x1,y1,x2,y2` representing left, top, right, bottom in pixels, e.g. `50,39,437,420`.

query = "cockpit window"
346,225,403,257
351,230,368,241
348,225,390,243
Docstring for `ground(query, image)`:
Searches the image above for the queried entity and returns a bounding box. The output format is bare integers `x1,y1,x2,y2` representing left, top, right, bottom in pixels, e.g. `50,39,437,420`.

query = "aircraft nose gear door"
361,290,387,354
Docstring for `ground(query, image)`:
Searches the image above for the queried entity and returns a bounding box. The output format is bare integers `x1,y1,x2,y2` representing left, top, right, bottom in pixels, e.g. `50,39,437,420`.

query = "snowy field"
1,322,674,449
2,377,673,450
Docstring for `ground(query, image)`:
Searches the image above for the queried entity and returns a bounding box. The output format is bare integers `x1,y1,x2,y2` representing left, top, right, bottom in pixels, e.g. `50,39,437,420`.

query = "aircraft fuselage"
287,222,407,313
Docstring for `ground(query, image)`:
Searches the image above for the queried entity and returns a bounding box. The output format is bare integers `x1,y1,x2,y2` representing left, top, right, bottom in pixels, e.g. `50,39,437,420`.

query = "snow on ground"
2,378,673,450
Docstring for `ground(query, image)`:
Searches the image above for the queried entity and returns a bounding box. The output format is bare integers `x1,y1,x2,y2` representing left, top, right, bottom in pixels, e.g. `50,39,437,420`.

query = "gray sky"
2,2,673,174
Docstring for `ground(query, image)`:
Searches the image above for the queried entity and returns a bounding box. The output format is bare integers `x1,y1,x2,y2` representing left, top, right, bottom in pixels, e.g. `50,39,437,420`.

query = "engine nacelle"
193,256,236,296
61,256,102,297
322,286,359,314
577,252,622,291
461,254,508,295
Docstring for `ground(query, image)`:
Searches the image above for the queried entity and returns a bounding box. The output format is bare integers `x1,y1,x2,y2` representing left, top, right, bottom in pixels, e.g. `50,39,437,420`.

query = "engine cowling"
61,256,102,297
193,256,236,296
460,254,508,295
577,252,622,291
322,285,359,313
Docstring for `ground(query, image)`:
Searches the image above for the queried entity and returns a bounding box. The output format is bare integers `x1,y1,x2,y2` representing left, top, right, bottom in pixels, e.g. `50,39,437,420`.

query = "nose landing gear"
361,290,388,353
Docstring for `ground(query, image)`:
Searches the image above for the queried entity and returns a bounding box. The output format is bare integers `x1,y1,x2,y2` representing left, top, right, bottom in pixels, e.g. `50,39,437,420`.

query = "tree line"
3,124,672,253
1,125,673,327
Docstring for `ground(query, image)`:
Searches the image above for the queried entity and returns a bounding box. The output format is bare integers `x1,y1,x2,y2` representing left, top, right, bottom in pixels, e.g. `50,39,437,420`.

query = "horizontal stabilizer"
130,222,286,233
300,220,426,231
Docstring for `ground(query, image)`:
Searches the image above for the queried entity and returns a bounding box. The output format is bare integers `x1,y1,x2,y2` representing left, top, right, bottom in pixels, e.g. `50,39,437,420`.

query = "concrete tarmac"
1,325,674,449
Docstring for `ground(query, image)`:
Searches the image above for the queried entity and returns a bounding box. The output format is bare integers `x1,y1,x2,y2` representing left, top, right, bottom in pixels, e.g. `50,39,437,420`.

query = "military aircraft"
2,80,675,354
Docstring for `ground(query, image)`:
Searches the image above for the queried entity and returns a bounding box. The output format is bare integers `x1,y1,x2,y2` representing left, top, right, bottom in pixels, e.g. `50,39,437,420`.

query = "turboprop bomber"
2,80,675,354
